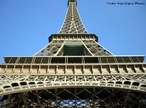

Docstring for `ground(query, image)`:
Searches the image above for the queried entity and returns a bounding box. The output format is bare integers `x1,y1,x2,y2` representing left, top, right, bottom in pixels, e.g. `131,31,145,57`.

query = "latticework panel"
0,88,146,108
59,1,87,34
34,40,65,56
82,40,113,56
1,0,146,107
0,74,146,96
34,39,113,56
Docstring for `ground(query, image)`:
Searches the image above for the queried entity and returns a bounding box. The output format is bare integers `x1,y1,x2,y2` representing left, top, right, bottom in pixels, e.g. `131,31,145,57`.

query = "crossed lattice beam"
1,88,146,108
0,74,146,97
59,2,87,34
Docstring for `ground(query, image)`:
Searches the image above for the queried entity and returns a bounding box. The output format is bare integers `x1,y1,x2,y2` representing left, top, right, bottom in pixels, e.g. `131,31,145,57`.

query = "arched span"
1,81,146,96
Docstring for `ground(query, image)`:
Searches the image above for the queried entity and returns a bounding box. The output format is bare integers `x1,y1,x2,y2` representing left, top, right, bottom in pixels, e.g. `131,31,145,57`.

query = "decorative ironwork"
0,0,146,107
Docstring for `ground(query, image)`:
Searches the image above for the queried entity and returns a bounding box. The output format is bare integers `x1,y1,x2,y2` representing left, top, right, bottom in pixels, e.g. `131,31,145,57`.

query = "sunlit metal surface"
0,0,146,107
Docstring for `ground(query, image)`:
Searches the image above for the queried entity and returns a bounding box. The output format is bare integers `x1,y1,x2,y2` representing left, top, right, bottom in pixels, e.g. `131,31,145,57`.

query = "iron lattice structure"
0,0,146,107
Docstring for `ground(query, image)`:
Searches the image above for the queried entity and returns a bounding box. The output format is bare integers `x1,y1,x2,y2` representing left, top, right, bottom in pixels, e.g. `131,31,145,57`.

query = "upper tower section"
68,0,77,6
59,0,87,34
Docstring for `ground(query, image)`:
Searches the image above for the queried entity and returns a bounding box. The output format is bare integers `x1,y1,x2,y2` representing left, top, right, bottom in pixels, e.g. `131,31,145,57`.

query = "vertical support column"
22,92,28,108
36,90,41,107
123,90,130,108
56,66,58,74
92,88,96,108
109,89,114,108
55,88,58,107
75,88,77,106
18,94,22,108
38,65,41,74
74,65,76,74
65,65,67,74
47,66,49,74
12,65,15,73
83,65,85,74
29,65,32,74
6,95,11,108
21,65,24,73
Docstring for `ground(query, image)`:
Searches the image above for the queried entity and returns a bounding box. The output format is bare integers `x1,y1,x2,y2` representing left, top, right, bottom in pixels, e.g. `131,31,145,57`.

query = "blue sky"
0,0,146,62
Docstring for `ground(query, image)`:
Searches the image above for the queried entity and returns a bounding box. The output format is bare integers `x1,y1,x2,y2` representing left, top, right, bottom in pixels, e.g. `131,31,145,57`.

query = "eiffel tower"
0,0,146,107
